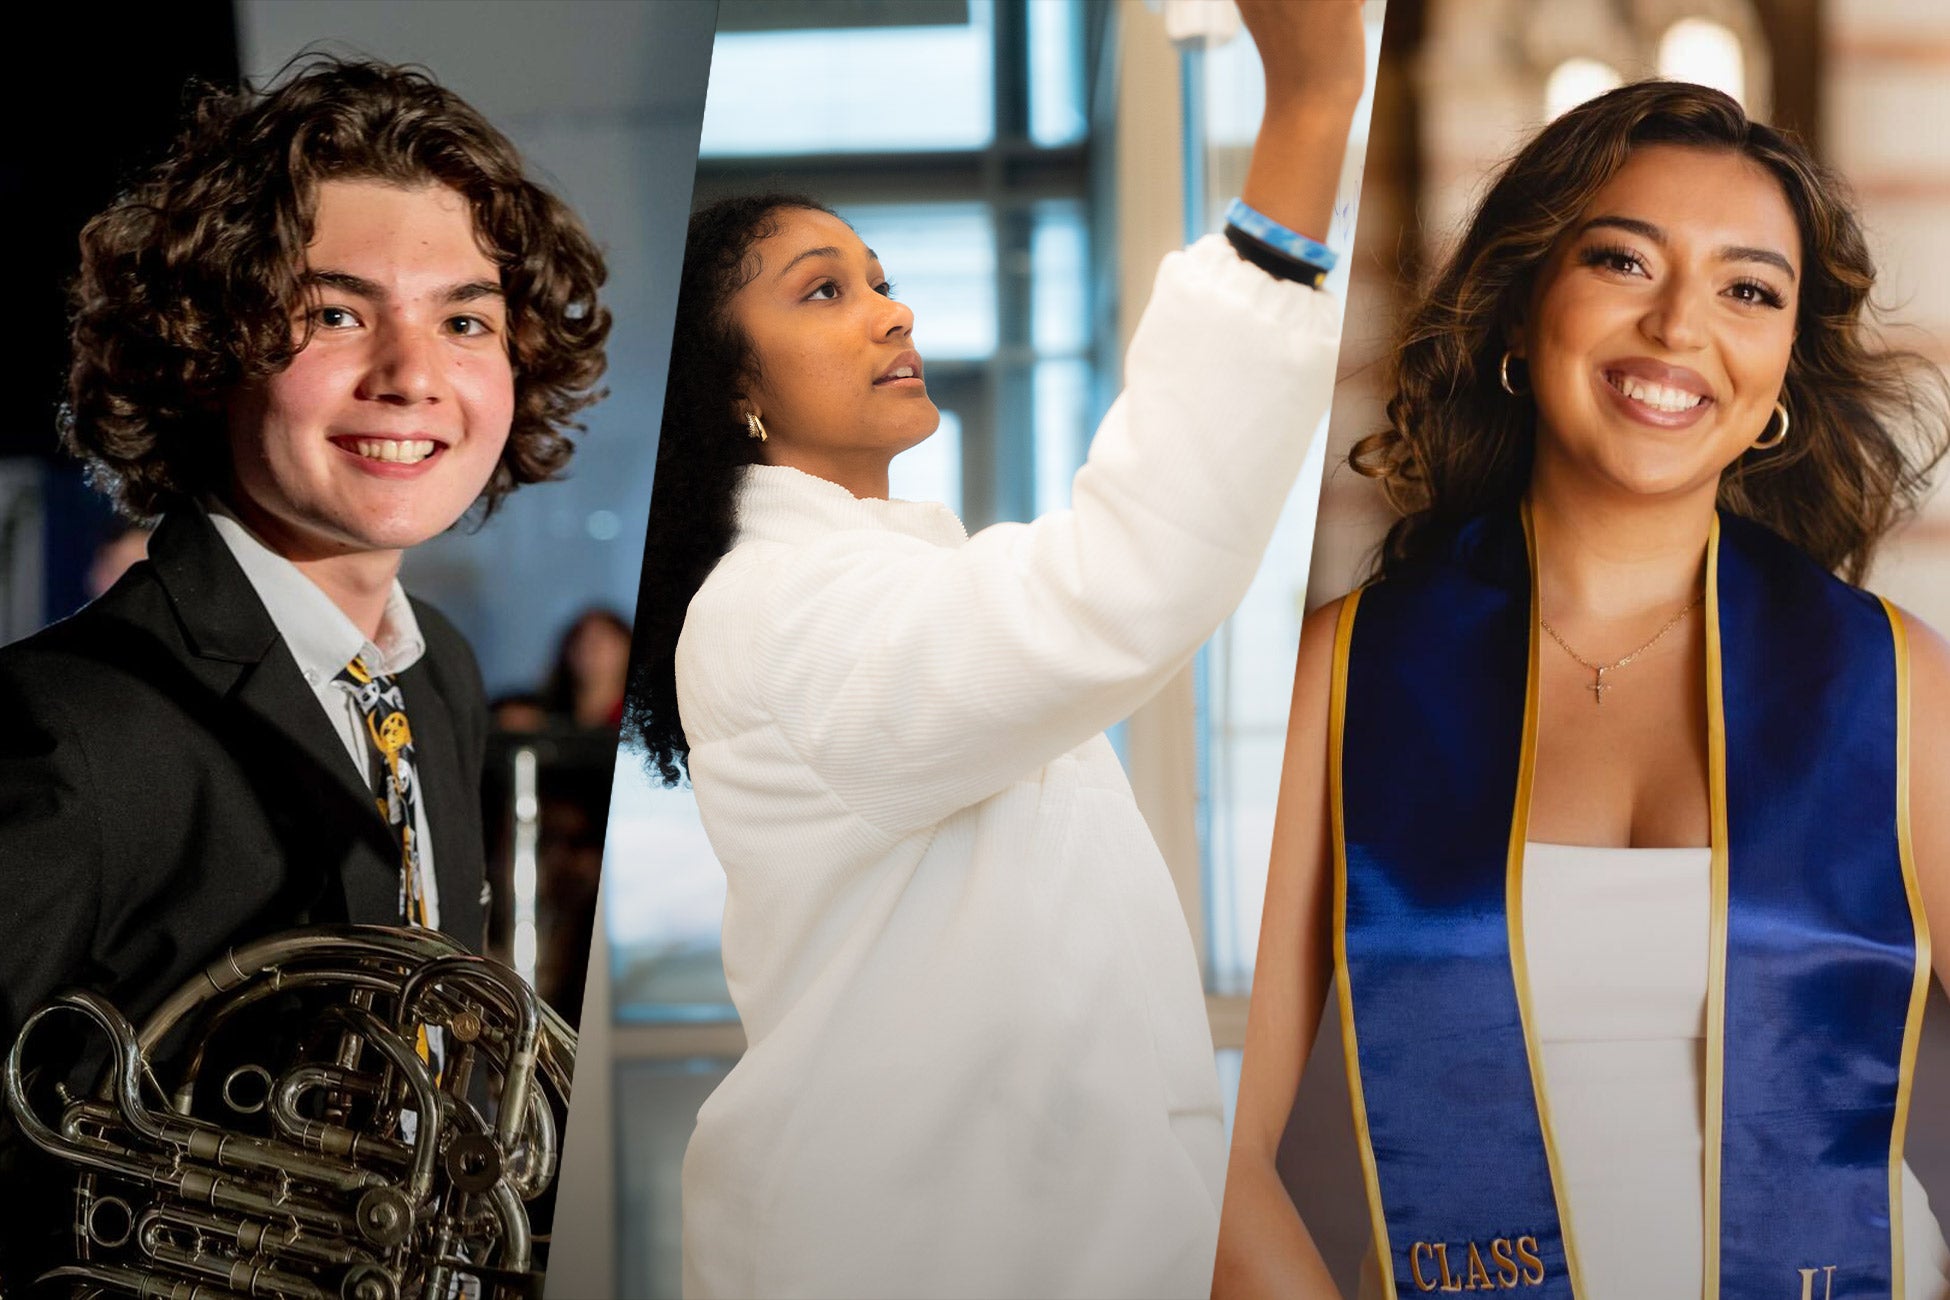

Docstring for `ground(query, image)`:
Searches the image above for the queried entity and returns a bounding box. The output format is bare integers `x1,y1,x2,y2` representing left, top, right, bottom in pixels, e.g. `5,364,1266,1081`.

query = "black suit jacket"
0,507,488,1048
0,509,489,1288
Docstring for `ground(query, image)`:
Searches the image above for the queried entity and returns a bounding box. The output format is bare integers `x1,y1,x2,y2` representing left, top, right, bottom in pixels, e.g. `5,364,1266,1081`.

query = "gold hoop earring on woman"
1752,400,1789,450
1498,350,1527,396
746,412,768,443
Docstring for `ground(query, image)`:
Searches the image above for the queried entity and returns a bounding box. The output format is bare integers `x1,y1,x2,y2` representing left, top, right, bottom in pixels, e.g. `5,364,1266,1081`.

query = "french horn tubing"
4,925,576,1300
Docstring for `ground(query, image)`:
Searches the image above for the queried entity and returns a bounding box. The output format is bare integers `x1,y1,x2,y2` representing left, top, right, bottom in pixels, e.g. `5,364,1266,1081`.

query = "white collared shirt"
204,501,441,927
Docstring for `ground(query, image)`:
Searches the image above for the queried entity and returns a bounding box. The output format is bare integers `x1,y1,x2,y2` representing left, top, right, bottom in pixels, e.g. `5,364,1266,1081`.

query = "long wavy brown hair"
1353,80,1949,584
64,55,610,521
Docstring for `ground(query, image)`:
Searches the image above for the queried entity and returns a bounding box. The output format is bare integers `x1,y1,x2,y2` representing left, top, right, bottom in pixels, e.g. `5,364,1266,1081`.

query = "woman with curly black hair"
1218,80,1950,1300
627,5,1367,1295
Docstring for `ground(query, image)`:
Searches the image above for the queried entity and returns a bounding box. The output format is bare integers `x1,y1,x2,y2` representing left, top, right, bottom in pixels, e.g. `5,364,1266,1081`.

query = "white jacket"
676,235,1341,1299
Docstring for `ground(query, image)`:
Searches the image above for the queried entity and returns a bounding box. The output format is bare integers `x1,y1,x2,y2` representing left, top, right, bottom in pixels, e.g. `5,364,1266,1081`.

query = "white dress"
1365,843,1950,1298
676,237,1343,1299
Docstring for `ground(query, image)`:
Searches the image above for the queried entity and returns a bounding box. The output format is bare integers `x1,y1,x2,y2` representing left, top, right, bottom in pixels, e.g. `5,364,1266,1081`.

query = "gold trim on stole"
1512,501,1588,1297
1881,597,1932,1300
1702,513,1730,1300
1330,588,1399,1298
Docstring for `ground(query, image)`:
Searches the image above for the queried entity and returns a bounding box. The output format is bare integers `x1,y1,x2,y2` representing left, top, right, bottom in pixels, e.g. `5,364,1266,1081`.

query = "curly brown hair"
1353,80,1949,584
64,55,610,521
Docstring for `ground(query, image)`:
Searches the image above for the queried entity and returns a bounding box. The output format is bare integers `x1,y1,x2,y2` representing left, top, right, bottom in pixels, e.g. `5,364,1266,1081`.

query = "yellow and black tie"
334,654,429,927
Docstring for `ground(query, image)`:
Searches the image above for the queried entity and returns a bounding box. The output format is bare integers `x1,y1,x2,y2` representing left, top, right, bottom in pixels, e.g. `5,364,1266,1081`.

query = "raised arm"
1238,0,1370,242
1213,597,1347,1299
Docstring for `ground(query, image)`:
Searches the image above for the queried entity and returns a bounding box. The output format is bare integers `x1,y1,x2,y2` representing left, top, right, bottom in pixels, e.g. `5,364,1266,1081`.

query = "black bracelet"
1224,224,1331,290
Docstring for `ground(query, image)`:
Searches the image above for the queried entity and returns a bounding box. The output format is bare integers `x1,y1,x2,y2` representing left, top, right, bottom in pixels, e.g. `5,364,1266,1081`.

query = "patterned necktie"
334,654,428,926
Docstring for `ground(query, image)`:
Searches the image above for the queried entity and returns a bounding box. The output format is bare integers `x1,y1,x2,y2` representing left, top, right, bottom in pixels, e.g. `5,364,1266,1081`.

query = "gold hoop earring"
745,412,768,443
1751,400,1789,450
1499,351,1527,396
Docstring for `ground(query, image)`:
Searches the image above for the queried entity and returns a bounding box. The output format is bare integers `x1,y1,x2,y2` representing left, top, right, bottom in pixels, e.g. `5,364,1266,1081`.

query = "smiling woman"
1217,80,1950,1300
1516,146,1800,512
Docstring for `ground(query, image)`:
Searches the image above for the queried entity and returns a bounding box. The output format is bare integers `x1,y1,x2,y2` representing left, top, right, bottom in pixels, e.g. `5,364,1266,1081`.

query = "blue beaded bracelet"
1224,198,1338,276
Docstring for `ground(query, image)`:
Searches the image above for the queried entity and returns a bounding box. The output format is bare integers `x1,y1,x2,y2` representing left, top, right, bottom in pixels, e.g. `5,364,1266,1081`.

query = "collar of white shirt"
201,500,427,687
733,463,968,550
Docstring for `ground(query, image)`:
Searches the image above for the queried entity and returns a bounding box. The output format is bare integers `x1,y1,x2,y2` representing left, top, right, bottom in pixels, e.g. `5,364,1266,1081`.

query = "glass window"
606,765,734,1022
1029,0,1087,146
1032,360,1091,516
891,409,966,513
847,203,1000,361
700,2,995,156
1031,201,1089,353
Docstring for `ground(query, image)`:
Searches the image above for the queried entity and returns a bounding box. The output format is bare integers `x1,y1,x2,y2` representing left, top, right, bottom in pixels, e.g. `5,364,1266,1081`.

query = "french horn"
4,925,575,1300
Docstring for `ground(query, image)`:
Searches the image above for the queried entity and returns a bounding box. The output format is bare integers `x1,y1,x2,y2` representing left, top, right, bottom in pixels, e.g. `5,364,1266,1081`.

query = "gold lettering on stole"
1515,1237,1546,1286
1411,1243,1440,1292
1798,1266,1837,1300
1464,1242,1495,1290
1433,1242,1465,1291
1412,1237,1546,1290
1489,1239,1521,1289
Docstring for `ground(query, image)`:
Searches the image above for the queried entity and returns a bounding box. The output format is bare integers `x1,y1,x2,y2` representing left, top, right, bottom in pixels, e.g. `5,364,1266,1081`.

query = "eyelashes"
804,278,899,302
1726,277,1786,310
1577,242,1788,310
1579,243,1646,277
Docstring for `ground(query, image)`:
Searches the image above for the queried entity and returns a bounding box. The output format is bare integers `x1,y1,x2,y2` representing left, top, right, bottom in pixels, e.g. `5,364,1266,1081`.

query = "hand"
1237,0,1369,116
1235,1,1368,243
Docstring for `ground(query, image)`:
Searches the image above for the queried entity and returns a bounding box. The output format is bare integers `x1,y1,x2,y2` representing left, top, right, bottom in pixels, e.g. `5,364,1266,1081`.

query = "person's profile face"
1513,143,1801,502
223,177,517,563
728,208,940,487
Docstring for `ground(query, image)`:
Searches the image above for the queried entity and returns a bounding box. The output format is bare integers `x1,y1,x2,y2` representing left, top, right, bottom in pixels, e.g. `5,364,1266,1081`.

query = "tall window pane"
700,2,995,156
847,203,1000,361
607,767,733,1021
1029,0,1087,146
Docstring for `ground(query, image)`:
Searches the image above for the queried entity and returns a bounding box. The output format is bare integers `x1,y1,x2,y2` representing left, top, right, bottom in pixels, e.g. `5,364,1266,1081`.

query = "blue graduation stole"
1330,506,1930,1299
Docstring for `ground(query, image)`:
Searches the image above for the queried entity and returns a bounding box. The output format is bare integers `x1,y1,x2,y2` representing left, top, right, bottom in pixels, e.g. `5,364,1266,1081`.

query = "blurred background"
1282,0,1950,1292
574,1,1384,1294
0,1,716,1031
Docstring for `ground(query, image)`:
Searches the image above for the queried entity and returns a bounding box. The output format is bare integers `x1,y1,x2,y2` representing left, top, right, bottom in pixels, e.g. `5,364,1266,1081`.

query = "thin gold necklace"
1540,594,1703,705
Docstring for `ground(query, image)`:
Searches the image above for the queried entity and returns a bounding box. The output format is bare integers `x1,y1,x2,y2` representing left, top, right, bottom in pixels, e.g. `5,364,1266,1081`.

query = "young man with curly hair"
0,58,608,1282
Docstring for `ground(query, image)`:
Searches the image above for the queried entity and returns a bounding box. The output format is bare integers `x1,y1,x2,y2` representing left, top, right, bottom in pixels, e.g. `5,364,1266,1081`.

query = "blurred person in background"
542,605,633,731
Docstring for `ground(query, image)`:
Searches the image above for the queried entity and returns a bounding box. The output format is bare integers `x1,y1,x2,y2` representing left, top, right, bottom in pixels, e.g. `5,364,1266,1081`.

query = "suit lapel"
148,511,401,921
